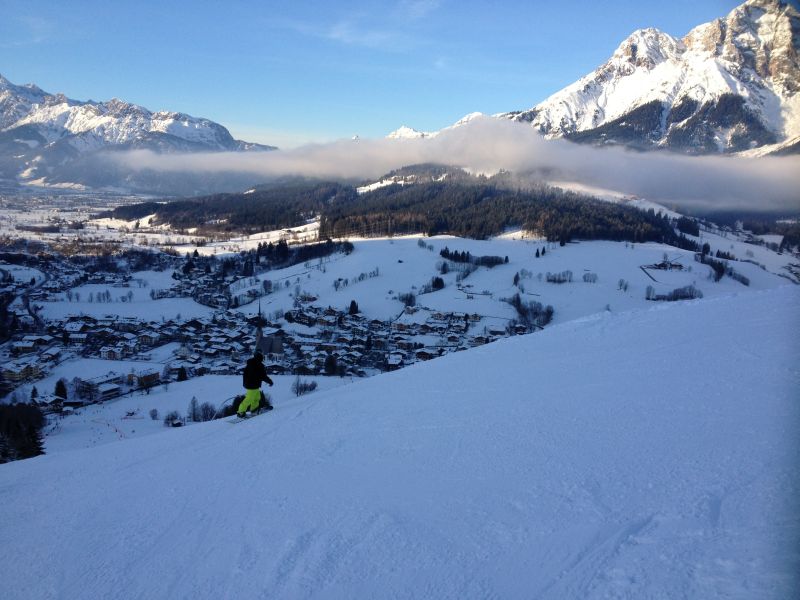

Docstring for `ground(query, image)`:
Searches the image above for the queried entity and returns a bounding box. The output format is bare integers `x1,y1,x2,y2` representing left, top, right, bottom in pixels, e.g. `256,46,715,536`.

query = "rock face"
499,0,800,154
0,74,274,192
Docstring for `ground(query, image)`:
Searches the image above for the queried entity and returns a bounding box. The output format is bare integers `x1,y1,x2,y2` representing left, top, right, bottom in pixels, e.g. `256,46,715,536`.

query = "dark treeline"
0,403,46,463
106,169,729,249
106,182,357,234
439,247,506,267
319,180,682,244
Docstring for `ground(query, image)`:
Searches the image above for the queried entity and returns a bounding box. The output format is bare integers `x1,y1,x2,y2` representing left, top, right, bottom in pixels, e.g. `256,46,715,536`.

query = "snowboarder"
239,350,274,417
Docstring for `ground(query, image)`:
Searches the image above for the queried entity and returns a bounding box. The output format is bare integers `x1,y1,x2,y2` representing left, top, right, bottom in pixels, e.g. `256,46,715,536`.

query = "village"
1,241,528,414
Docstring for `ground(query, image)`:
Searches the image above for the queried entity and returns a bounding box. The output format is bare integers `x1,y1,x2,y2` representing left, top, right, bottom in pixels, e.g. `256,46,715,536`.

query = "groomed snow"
1,286,797,599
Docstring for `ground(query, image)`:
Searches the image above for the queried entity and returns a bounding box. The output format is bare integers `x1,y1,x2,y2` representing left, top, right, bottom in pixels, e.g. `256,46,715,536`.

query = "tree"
149,408,159,421
0,403,46,461
349,300,359,315
199,402,216,421
176,366,188,382
54,379,67,400
30,386,38,401
324,353,338,376
187,397,200,422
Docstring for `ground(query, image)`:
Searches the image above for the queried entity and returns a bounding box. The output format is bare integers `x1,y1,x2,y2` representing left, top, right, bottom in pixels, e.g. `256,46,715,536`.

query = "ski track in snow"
0,287,798,599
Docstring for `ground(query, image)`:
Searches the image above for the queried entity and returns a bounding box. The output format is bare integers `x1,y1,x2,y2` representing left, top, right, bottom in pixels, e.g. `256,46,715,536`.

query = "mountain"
500,0,800,154
1,285,797,598
0,73,275,192
388,0,799,155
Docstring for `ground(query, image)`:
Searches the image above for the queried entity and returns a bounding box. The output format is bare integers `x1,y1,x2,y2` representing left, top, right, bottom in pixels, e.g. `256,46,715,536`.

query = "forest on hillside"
105,168,701,246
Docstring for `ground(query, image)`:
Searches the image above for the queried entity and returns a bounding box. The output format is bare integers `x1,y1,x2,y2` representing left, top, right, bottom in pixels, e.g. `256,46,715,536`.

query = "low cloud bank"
109,117,800,213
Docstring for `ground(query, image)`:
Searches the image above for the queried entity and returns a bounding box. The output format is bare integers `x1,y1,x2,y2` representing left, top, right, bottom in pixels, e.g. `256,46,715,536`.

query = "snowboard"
227,405,273,424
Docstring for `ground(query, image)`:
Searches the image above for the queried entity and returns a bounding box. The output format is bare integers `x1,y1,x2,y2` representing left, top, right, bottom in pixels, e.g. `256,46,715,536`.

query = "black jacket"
243,357,273,390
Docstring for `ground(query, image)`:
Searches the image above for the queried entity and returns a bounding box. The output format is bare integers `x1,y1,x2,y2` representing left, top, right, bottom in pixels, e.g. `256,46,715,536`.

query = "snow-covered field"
1,286,797,599
0,262,46,284
237,228,795,326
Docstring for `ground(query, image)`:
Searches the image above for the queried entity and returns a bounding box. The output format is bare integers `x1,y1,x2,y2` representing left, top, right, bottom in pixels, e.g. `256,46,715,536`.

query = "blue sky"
1,0,744,147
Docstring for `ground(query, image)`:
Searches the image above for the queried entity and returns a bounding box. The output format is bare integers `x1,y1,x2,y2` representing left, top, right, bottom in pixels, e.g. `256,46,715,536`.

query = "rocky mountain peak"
611,28,683,71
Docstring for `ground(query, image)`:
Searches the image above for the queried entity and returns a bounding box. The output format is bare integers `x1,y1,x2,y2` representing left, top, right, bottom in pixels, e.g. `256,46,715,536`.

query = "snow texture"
1,286,798,599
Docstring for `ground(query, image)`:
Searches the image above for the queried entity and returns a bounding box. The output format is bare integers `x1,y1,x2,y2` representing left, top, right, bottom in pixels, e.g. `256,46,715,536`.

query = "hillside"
1,285,797,599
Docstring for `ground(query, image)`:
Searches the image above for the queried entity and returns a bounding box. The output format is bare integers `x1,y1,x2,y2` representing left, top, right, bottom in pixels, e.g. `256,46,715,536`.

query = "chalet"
100,346,121,360
415,349,438,361
488,326,507,337
64,321,89,334
12,340,36,354
386,353,404,371
35,393,63,413
293,311,316,327
2,360,41,382
317,316,338,328
42,347,61,361
136,370,160,388
396,338,416,351
67,333,89,346
138,331,160,346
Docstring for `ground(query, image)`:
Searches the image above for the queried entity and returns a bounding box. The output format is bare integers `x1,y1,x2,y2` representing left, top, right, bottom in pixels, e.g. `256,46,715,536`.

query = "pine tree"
54,379,67,400
324,353,338,376
188,397,200,422
349,300,359,315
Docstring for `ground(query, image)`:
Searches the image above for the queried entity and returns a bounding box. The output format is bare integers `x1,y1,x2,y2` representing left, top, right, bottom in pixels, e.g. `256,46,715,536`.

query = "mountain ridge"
0,73,275,192
393,0,800,155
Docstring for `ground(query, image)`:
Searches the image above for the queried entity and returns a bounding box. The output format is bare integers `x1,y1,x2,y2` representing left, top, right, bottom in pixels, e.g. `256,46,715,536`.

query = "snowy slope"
1,286,798,599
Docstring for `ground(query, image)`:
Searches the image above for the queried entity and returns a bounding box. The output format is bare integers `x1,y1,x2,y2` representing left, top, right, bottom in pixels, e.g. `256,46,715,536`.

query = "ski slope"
1,285,798,599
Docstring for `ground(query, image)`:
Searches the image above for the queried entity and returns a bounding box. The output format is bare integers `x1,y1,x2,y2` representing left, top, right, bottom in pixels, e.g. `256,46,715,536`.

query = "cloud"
108,117,800,213
0,15,55,47
397,0,442,20
326,20,400,49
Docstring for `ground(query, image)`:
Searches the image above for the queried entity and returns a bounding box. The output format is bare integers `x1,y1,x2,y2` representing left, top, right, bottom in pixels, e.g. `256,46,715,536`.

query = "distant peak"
612,28,683,67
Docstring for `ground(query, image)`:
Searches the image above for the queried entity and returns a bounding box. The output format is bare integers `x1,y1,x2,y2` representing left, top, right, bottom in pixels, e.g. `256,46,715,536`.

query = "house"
2,360,41,382
67,332,88,346
416,349,439,361
138,331,160,346
386,353,404,371
100,346,121,360
136,370,160,388
42,347,61,361
97,383,121,401
35,393,63,413
11,340,36,354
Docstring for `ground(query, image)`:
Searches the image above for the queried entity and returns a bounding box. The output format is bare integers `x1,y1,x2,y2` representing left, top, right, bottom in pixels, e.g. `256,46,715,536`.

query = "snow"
37,270,215,322
42,374,350,455
1,286,797,598
0,262,45,284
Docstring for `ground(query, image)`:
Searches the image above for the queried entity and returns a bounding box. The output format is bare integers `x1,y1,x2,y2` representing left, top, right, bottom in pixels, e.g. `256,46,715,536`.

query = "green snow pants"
239,388,261,414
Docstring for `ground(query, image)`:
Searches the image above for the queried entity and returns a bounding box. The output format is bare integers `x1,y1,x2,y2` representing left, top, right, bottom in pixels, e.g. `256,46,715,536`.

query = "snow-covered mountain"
389,0,799,155
0,73,274,192
499,0,800,153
